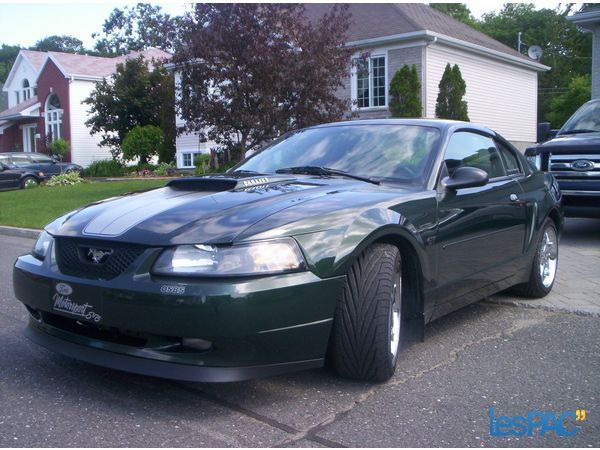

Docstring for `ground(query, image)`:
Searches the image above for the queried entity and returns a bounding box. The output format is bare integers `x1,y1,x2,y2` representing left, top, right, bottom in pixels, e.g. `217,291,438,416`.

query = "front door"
22,125,36,153
434,131,527,313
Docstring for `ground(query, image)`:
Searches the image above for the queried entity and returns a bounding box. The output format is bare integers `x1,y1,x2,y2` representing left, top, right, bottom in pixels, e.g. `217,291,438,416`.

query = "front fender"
294,201,436,281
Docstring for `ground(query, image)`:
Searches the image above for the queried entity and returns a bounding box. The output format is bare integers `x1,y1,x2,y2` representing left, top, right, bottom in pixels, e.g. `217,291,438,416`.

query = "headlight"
152,238,307,276
32,230,53,260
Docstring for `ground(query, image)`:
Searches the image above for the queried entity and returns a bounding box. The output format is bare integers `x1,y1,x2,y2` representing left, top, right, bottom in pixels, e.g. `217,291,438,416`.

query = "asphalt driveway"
0,219,598,447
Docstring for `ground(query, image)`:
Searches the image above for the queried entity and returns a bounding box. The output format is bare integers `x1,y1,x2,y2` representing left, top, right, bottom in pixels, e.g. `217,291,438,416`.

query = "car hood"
535,132,600,154
47,174,414,246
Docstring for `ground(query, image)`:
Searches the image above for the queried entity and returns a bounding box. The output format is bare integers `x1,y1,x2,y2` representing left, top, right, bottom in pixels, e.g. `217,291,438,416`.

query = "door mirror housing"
442,166,489,190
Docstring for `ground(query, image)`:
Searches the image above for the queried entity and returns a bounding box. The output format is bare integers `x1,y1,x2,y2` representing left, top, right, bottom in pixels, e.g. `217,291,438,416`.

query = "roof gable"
3,50,46,90
303,3,543,69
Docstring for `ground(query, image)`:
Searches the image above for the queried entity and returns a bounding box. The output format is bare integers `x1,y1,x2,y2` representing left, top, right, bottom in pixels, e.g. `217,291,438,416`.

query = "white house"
0,48,170,166
174,3,549,168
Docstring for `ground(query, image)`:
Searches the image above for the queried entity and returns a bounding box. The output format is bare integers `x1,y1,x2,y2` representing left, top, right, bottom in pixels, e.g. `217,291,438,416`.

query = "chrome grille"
549,154,600,179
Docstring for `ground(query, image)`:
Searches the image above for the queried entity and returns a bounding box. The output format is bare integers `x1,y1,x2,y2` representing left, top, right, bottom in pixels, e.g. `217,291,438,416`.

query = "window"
182,153,193,167
15,91,20,104
444,132,506,179
30,154,52,164
11,155,32,166
355,55,386,109
45,94,62,142
495,141,522,175
22,79,32,101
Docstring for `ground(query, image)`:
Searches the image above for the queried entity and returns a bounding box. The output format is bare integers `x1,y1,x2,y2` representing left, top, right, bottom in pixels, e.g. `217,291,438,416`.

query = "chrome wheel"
23,177,38,189
538,227,558,288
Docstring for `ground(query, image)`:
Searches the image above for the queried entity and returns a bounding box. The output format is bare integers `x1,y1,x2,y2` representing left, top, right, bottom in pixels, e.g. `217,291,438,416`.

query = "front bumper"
13,247,346,382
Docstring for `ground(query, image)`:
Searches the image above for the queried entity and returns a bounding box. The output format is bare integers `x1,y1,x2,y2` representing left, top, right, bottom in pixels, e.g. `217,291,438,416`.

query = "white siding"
4,56,38,108
425,43,538,143
68,80,112,167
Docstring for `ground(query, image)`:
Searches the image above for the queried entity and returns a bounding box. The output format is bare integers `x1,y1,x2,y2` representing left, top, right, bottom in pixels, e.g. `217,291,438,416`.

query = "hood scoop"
166,174,292,191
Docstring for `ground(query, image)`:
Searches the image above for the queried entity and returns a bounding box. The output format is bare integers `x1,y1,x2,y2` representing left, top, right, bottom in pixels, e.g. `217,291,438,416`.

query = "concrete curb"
485,297,600,318
0,225,41,240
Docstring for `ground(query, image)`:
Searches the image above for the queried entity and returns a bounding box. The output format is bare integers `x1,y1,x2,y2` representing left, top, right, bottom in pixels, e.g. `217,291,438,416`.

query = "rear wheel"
21,176,38,189
332,244,401,382
511,218,558,298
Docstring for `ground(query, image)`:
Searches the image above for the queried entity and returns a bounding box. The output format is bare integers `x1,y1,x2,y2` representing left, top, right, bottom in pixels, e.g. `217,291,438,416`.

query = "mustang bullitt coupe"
13,119,562,382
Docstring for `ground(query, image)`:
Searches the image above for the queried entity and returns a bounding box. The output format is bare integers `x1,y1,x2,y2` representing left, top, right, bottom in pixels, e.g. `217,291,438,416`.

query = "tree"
435,63,469,121
430,3,477,26
93,3,177,56
84,57,175,160
547,75,591,128
173,3,353,163
477,4,592,123
0,44,21,83
31,35,86,54
389,65,422,118
122,125,164,164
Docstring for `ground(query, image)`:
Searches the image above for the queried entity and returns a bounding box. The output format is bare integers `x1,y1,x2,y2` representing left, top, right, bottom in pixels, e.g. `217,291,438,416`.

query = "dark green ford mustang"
13,119,562,382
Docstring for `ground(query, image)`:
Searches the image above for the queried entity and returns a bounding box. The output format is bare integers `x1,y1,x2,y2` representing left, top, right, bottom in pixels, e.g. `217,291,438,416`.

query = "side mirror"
525,146,539,157
0,164,4,172
442,166,489,190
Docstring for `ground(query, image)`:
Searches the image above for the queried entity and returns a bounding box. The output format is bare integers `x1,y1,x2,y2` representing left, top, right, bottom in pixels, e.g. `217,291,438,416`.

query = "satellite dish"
528,45,543,60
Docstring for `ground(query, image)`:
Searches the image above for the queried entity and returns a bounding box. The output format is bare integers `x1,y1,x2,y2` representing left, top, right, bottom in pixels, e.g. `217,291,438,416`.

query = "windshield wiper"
559,129,598,135
275,166,380,185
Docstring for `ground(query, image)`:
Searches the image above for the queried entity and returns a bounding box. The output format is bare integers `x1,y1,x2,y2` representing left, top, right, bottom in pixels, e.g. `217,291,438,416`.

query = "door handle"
509,193,519,202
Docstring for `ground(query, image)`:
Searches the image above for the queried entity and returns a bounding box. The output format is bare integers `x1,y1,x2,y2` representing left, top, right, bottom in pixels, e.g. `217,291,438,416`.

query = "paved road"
0,219,598,447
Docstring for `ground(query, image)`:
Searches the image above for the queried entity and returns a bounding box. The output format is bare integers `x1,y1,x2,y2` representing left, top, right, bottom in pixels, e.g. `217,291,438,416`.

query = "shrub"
435,63,469,121
548,75,591,128
84,159,125,177
122,125,164,164
153,162,176,176
389,65,422,118
46,172,84,186
194,154,210,175
49,139,70,159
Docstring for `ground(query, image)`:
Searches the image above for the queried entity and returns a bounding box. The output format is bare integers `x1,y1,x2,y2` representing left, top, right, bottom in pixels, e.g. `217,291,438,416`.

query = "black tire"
21,176,39,189
510,218,558,298
332,243,402,382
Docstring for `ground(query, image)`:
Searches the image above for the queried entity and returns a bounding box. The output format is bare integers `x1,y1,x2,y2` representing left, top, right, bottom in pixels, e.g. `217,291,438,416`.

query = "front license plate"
51,281,103,324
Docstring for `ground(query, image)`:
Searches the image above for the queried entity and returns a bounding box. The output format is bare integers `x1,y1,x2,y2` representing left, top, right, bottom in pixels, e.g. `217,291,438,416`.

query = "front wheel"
331,244,402,382
511,218,558,298
21,176,39,189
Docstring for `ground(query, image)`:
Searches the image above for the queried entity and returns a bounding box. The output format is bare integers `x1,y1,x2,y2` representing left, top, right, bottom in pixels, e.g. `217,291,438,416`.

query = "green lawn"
0,179,168,229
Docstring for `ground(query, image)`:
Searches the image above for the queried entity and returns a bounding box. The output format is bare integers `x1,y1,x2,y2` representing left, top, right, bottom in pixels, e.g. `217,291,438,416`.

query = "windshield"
235,124,441,184
560,101,600,134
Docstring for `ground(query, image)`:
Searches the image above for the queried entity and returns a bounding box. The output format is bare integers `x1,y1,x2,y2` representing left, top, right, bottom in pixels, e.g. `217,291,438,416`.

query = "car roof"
1,152,51,157
307,118,496,135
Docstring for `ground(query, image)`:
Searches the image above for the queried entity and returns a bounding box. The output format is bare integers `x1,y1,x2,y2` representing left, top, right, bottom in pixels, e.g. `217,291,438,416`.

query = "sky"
0,1,574,49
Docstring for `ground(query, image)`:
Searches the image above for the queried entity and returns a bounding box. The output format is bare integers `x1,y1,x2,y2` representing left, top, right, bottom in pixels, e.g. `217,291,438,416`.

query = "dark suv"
0,152,82,179
526,99,600,218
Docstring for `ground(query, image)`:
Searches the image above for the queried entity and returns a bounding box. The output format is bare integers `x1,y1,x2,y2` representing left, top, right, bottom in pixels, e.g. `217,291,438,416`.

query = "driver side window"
444,132,506,179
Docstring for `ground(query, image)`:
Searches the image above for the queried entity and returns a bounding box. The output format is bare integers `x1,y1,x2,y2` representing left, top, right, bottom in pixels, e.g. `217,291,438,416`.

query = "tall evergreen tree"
389,65,422,118
435,64,469,121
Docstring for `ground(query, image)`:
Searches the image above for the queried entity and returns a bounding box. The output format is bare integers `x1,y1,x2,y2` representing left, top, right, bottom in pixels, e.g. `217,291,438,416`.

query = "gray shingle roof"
304,3,530,61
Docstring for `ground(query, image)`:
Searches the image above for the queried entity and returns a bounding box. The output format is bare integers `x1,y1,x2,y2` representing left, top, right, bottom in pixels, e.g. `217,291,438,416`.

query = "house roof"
0,95,39,120
303,3,546,69
42,48,172,80
567,6,600,29
19,50,48,71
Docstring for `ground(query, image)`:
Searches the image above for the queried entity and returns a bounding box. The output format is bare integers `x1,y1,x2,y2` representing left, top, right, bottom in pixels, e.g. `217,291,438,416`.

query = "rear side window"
444,132,506,179
495,141,522,175
11,155,32,165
